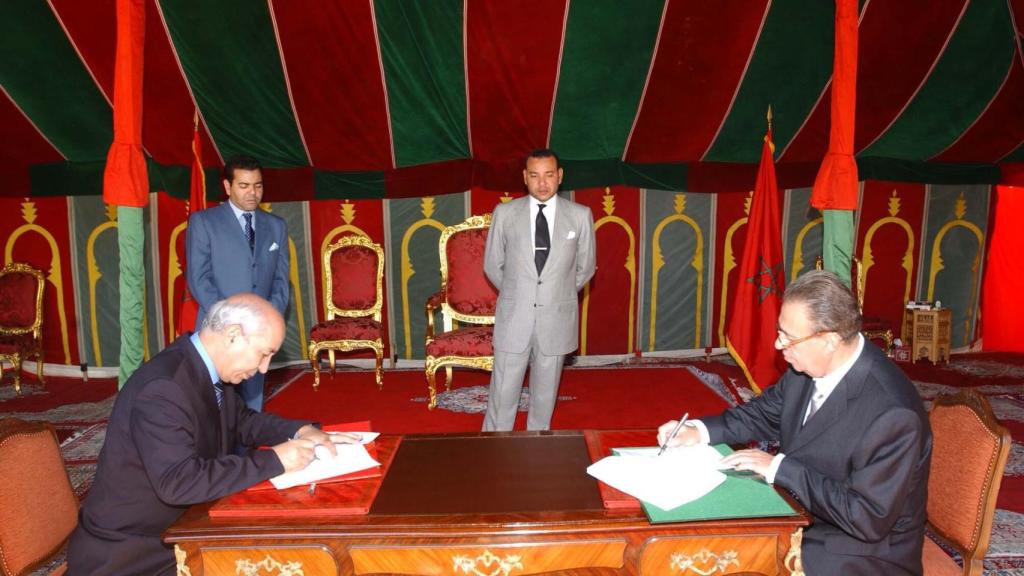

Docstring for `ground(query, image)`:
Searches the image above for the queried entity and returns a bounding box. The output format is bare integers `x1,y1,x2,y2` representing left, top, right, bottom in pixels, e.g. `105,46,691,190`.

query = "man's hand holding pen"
656,418,700,450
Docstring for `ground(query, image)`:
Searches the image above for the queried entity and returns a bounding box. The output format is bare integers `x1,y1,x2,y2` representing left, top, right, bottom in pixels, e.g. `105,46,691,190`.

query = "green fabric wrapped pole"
117,205,144,387
822,208,854,287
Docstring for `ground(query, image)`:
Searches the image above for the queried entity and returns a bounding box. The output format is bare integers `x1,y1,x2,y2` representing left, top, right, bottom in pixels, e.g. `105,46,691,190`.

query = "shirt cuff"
765,453,785,484
691,420,711,444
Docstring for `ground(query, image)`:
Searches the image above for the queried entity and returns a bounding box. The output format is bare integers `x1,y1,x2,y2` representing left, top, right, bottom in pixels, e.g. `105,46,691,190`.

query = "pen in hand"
657,412,689,456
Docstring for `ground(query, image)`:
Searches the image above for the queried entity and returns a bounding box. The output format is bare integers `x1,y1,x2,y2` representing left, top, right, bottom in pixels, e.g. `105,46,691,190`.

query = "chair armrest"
425,290,445,343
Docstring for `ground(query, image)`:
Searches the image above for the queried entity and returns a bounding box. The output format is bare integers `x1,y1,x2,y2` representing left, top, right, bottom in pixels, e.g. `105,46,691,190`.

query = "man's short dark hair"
223,155,263,183
526,149,560,170
784,270,862,342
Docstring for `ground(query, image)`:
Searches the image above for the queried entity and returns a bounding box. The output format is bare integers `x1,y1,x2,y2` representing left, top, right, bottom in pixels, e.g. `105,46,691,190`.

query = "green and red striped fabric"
2,0,1022,198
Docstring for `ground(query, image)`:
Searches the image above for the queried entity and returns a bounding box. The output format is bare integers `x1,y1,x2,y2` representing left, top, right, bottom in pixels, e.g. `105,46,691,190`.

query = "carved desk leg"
783,529,804,576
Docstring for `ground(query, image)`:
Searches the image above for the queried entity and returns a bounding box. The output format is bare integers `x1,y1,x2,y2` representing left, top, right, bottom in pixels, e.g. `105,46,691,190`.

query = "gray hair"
201,297,268,338
784,270,862,342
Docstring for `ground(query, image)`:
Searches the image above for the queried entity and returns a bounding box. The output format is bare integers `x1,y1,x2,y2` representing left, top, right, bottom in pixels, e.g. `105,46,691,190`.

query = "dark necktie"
804,389,825,425
213,382,224,408
243,212,255,254
535,204,550,274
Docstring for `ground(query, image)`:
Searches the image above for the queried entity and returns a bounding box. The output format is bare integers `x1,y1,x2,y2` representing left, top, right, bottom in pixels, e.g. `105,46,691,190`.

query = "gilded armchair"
424,214,498,409
308,235,386,390
0,263,45,394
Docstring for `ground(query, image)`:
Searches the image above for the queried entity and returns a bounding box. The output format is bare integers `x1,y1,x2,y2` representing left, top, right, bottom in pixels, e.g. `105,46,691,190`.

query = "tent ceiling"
2,0,1023,199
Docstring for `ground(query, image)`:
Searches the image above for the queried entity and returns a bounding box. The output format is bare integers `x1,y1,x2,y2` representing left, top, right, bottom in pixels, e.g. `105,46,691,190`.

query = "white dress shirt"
227,201,255,236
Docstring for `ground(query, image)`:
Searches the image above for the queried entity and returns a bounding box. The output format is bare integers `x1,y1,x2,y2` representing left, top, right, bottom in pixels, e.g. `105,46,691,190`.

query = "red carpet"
266,365,733,434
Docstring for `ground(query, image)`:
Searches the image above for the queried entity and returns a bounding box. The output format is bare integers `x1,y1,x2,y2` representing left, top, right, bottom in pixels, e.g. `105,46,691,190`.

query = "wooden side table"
905,308,952,363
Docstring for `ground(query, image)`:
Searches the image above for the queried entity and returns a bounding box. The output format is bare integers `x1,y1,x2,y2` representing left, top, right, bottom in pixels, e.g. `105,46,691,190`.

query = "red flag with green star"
726,128,787,393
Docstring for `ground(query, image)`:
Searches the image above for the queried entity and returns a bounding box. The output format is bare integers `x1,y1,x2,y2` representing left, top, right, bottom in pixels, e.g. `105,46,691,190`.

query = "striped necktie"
213,382,224,408
243,212,254,254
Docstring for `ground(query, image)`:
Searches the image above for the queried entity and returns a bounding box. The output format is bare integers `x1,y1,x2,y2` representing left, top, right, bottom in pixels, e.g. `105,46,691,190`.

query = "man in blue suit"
187,155,290,412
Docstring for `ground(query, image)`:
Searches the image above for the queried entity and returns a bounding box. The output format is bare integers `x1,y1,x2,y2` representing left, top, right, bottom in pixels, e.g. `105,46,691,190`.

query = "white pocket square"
269,242,280,252
566,231,577,240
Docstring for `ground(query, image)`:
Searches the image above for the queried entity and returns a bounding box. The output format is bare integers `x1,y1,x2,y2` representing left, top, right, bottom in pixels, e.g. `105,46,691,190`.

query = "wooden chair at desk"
922,389,1010,576
0,418,79,576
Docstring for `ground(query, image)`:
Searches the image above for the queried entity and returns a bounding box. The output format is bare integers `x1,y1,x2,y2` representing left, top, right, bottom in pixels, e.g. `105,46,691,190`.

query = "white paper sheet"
586,444,728,511
269,441,381,490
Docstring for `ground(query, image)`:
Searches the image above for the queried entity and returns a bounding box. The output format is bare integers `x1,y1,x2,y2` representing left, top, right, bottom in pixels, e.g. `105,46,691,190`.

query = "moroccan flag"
176,113,206,336
725,128,787,392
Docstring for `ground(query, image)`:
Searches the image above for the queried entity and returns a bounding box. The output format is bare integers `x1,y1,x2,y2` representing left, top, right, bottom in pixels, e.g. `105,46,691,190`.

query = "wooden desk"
166,431,810,575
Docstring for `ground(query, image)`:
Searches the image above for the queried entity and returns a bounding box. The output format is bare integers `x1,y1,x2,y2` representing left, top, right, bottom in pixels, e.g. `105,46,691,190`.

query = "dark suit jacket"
703,341,931,575
186,201,290,330
67,336,306,575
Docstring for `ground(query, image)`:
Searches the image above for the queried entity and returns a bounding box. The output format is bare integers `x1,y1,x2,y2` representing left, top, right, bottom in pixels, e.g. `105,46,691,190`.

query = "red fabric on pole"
102,0,148,207
176,120,204,336
982,186,1024,352
726,130,786,392
810,0,858,210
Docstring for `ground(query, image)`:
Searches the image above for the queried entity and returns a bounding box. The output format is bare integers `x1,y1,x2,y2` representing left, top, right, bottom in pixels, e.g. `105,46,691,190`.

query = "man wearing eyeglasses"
658,270,931,575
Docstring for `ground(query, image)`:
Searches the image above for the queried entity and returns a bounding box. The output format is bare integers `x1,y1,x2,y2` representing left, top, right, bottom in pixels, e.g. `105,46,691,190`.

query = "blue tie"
213,382,224,408
243,212,254,254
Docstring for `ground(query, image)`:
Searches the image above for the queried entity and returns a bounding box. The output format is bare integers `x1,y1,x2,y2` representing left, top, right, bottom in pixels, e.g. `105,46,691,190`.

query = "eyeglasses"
775,329,824,351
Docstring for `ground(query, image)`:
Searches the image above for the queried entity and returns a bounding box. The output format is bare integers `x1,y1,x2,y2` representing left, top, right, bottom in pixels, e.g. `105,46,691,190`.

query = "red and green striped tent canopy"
3,0,1023,200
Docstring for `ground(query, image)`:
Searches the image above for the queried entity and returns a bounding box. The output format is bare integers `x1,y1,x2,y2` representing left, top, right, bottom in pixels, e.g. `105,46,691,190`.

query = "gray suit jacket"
703,342,931,575
483,195,596,355
186,201,290,330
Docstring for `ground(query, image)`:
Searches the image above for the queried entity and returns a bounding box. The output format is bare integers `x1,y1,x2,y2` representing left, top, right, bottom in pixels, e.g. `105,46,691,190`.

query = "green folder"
614,445,798,524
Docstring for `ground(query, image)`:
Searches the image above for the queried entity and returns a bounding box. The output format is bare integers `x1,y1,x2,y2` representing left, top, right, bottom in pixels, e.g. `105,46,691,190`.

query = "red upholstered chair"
424,214,498,409
0,418,78,576
922,389,1010,576
0,263,45,395
308,235,386,390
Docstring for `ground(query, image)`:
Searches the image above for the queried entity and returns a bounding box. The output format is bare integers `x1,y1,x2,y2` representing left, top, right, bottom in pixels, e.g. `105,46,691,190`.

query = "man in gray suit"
658,271,930,575
482,149,596,431
187,155,290,412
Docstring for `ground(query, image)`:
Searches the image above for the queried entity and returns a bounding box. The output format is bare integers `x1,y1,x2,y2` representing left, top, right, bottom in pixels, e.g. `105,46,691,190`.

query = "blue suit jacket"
186,201,290,329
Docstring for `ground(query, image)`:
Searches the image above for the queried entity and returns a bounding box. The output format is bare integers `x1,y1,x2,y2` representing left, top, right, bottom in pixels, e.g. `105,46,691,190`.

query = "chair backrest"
322,235,384,322
0,263,44,336
927,389,1010,575
439,214,498,325
0,418,78,576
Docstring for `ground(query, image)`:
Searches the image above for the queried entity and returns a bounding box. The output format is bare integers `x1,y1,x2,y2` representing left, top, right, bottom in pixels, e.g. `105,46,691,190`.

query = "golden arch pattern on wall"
166,220,188,344
790,217,823,282
927,193,984,347
649,193,705,351
581,188,636,355
401,197,446,358
717,193,752,346
861,191,915,336
4,200,71,364
86,205,153,365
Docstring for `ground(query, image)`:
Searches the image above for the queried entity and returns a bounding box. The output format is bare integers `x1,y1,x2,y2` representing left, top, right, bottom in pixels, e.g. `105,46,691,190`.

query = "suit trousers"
483,331,566,432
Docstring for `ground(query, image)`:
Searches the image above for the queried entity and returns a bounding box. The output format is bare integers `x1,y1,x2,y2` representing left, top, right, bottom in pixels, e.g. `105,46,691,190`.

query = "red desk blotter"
209,434,401,518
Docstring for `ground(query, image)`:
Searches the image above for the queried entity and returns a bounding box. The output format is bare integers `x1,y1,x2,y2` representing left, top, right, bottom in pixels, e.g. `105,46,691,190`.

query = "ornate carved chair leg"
35,351,44,384
310,347,321,391
13,356,22,395
427,360,438,410
444,366,453,392
329,349,336,377
374,344,384,389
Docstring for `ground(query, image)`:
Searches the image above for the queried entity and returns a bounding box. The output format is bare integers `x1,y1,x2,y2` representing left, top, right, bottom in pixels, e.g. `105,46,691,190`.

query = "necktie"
213,382,224,408
535,204,550,274
804,389,825,425
243,212,255,254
